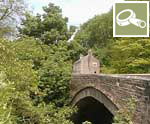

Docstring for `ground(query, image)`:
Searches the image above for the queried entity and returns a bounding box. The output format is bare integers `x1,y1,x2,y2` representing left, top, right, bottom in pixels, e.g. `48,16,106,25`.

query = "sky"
29,0,123,26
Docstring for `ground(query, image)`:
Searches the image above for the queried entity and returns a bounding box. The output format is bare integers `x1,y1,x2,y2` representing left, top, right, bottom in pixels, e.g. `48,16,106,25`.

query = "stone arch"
71,87,118,115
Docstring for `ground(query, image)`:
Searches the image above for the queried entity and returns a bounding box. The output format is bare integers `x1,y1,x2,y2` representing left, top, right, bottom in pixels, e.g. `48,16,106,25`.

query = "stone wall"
145,82,150,124
70,74,150,124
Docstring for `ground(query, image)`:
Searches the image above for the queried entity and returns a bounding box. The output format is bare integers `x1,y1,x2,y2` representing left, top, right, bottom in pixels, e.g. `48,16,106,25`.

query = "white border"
113,1,149,37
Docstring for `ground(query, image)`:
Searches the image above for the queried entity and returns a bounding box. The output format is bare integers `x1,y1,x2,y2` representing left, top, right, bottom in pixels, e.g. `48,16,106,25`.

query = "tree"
37,41,72,107
74,10,113,48
73,4,150,74
19,3,69,45
0,0,25,22
39,104,75,124
12,36,49,70
0,37,75,124
0,38,41,123
0,0,26,38
103,38,150,73
12,36,73,107
73,10,115,69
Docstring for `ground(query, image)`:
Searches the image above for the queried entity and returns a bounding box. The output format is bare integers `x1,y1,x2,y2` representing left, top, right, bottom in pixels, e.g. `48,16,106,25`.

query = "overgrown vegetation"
0,2,76,123
0,0,148,123
113,98,136,124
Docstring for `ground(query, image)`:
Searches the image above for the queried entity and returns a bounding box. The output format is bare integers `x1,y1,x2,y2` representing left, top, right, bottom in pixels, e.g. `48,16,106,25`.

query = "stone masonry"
70,74,150,124
70,52,150,124
73,50,100,74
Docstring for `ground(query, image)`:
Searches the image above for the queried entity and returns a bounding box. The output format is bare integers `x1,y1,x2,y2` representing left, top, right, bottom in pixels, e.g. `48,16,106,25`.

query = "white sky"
28,0,123,26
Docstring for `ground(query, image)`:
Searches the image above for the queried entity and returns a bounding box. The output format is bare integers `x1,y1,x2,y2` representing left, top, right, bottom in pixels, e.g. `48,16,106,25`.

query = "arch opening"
72,96,113,124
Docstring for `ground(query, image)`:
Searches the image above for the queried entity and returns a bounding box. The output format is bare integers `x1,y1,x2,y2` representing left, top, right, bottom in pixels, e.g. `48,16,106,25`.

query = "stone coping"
72,74,150,81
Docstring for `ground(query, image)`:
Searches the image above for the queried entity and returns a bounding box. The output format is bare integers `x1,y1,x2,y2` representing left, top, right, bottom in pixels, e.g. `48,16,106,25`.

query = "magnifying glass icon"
116,9,146,28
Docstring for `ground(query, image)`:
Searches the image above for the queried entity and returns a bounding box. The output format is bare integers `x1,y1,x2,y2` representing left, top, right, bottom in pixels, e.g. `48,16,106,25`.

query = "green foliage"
68,40,87,61
105,38,150,73
31,103,75,124
0,38,75,124
12,36,48,70
75,10,113,48
13,37,73,106
75,6,150,74
1,1,150,124
0,38,40,123
38,41,72,106
40,104,75,124
73,10,115,71
19,3,68,45
113,98,136,124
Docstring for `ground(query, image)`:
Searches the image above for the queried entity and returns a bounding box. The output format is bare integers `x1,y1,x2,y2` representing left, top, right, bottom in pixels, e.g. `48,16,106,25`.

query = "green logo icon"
113,1,149,37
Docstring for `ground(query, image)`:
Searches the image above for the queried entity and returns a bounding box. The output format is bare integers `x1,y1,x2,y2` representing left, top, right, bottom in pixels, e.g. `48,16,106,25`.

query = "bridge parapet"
70,74,150,124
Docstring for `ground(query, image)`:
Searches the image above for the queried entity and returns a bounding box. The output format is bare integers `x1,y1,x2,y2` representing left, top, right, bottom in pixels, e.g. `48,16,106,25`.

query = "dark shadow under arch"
71,87,118,124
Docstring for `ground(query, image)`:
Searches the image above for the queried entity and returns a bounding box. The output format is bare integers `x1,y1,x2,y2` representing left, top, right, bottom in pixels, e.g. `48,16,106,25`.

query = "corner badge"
113,1,149,37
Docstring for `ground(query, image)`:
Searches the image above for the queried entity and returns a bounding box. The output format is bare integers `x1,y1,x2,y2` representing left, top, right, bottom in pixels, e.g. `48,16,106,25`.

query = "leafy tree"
19,3,69,45
39,104,75,124
73,10,115,70
103,38,150,73
0,38,41,124
12,36,49,70
75,10,113,48
0,37,76,124
74,4,150,74
0,0,26,38
0,0,25,22
37,41,72,106
12,37,73,107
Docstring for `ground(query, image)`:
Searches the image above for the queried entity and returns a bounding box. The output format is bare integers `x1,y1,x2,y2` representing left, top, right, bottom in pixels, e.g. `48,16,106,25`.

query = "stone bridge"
70,74,150,124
